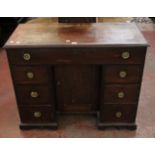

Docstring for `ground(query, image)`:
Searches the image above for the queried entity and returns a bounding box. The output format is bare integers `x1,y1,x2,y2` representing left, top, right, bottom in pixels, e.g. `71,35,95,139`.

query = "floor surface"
0,24,155,138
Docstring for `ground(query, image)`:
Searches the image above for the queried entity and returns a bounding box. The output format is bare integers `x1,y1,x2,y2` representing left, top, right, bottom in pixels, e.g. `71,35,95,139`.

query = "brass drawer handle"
34,111,42,118
119,70,127,78
121,51,130,59
117,91,125,98
23,53,31,61
30,91,39,98
26,71,34,79
115,112,122,118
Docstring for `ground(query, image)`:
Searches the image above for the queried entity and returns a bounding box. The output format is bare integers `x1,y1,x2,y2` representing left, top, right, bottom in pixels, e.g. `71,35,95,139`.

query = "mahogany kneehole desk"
4,23,148,130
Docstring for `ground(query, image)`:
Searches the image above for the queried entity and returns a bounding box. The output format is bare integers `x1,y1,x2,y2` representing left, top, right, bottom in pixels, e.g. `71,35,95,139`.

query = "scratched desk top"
4,23,148,48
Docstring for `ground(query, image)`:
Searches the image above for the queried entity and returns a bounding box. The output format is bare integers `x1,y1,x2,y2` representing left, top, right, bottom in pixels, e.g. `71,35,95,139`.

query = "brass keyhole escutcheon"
26,71,34,79
117,91,125,99
34,111,42,118
115,112,122,118
121,51,130,59
30,91,39,98
23,53,31,61
119,70,127,78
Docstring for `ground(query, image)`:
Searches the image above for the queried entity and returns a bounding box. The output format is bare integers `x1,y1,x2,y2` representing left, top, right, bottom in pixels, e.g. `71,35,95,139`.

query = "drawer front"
16,85,55,105
103,65,143,83
19,106,55,123
12,66,50,84
102,84,140,104
7,47,146,65
100,104,137,123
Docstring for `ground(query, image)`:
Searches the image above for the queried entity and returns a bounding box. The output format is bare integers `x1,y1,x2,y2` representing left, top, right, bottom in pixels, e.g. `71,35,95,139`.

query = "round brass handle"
23,53,31,61
121,51,130,59
119,70,127,78
117,91,125,99
34,111,42,118
26,71,34,79
115,112,122,118
30,91,39,98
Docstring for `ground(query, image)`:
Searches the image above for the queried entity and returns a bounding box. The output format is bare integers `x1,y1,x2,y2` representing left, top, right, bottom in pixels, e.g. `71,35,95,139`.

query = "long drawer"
7,47,146,65
101,84,140,104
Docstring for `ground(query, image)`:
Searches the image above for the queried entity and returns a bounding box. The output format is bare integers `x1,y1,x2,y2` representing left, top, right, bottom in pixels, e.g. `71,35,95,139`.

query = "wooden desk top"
4,23,148,48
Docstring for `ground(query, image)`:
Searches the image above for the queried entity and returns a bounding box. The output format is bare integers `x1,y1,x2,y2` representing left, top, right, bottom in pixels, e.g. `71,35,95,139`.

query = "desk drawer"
16,85,55,105
102,84,140,104
7,47,146,65
19,106,55,123
103,65,143,83
100,104,137,123
12,66,50,84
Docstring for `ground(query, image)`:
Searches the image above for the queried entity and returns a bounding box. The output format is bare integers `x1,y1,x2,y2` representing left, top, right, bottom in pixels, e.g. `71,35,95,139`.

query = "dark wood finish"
102,84,140,104
100,104,137,123
7,47,146,65
54,65,99,112
11,66,50,84
16,85,54,105
19,106,55,123
4,23,148,130
4,23,148,48
97,119,137,130
103,65,144,84
58,17,96,23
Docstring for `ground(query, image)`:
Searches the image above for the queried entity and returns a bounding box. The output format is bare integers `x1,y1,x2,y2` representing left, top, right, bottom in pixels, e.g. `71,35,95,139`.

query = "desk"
4,23,148,130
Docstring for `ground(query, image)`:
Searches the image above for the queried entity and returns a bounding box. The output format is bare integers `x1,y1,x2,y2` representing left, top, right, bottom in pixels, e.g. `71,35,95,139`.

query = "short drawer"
102,84,140,104
7,47,146,65
11,66,50,84
103,65,143,84
100,104,137,123
19,106,55,123
16,85,55,105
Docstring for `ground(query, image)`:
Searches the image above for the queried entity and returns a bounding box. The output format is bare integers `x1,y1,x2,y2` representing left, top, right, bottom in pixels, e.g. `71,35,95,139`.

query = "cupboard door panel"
54,65,99,112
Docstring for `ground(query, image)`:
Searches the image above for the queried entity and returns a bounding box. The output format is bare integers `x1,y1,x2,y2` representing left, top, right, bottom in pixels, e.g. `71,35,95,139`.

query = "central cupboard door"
54,65,99,112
